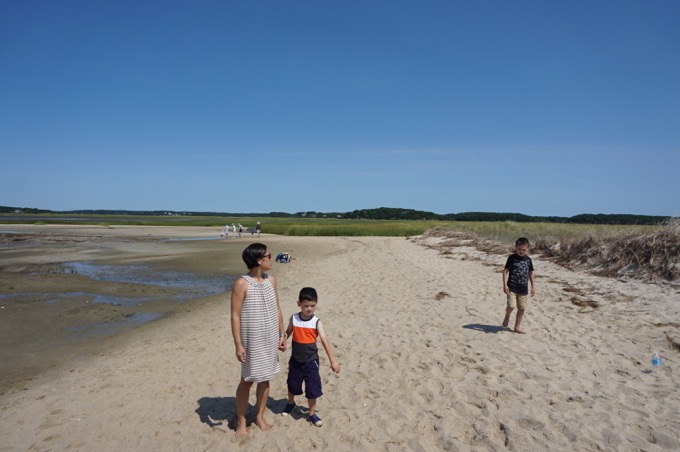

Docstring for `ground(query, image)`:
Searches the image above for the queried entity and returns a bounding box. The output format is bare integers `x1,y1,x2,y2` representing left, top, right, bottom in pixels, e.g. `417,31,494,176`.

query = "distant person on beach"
281,287,340,427
502,237,536,334
255,221,261,237
238,223,243,238
231,243,287,437
223,224,229,239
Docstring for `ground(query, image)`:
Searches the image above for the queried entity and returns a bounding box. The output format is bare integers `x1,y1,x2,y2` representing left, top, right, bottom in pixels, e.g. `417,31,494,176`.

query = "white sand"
0,227,678,451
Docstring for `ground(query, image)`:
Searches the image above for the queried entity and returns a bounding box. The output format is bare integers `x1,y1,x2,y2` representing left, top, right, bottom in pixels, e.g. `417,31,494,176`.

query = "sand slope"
1,229,678,451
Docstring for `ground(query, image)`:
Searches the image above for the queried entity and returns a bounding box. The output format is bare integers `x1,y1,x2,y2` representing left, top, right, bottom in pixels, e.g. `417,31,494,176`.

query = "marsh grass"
0,214,446,237
273,220,441,237
219,218,449,237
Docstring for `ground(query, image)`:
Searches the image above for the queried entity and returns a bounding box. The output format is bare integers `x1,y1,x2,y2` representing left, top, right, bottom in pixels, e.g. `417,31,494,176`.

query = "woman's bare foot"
513,328,526,334
235,421,248,437
502,318,509,328
254,416,272,431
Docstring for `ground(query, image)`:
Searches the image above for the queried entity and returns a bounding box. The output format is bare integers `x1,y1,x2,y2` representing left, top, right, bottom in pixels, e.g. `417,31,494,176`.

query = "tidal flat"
0,225,245,392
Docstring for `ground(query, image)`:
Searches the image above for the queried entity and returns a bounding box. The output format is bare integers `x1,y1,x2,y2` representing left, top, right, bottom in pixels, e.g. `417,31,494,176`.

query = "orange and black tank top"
291,313,319,363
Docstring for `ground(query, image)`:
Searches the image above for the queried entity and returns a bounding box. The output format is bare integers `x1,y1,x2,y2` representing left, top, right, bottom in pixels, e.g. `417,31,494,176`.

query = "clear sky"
1,1,679,217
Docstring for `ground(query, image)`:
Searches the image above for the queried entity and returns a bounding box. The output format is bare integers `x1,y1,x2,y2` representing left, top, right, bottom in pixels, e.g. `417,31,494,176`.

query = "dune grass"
426,219,679,283
430,220,655,245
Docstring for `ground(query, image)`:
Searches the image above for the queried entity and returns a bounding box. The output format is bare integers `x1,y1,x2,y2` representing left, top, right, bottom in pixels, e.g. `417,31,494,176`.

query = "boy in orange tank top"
281,287,341,427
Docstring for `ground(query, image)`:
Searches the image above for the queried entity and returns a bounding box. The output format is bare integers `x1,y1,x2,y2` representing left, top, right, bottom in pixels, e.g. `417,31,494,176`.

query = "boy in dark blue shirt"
502,237,536,334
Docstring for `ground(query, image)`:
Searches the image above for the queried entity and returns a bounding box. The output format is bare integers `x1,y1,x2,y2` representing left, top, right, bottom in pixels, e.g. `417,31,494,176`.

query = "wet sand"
0,225,244,392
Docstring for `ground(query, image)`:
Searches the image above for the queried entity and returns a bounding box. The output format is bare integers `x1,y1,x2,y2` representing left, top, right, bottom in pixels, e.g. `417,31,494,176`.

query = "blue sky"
1,1,679,216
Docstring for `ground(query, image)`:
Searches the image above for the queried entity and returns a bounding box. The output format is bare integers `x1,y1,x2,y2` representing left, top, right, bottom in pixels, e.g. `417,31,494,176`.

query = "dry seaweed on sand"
422,218,680,284
543,218,680,283
435,291,451,301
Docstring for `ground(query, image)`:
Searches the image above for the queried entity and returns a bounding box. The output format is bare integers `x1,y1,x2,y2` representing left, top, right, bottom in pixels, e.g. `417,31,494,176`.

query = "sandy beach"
1,225,679,451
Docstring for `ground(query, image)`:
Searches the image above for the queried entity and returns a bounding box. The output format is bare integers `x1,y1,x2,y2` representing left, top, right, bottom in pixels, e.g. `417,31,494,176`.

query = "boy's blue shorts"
287,358,322,400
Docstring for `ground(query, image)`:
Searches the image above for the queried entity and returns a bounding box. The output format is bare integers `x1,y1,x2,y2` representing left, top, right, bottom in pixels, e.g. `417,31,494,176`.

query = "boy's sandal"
308,414,323,427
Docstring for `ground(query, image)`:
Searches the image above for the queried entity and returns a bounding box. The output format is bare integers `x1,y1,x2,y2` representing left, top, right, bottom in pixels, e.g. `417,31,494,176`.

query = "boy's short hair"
515,237,530,247
299,287,318,302
242,242,267,269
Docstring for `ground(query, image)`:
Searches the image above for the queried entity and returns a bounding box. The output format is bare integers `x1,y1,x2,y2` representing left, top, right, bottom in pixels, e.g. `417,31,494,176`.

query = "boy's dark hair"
299,287,318,302
515,237,530,246
242,243,267,269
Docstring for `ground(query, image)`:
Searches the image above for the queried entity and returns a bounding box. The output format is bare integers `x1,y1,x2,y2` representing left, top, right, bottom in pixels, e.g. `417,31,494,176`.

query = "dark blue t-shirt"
505,254,534,295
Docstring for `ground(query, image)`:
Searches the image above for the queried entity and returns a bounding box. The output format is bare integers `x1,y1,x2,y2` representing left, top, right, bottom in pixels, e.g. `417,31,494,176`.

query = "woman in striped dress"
231,243,286,437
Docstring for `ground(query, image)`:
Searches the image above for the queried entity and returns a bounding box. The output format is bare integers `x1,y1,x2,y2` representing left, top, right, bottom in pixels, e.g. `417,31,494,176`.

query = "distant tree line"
0,206,52,214
341,208,669,225
0,205,670,225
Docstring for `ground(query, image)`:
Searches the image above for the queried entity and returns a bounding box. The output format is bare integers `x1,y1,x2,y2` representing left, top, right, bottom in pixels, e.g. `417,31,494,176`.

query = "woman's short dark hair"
242,243,267,269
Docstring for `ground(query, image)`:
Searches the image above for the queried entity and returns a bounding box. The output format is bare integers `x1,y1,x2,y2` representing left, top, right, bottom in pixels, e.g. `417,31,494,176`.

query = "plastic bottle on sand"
651,352,662,373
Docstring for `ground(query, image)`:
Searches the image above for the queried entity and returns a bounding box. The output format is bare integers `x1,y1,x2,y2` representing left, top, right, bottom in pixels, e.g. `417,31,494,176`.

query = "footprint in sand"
517,418,545,431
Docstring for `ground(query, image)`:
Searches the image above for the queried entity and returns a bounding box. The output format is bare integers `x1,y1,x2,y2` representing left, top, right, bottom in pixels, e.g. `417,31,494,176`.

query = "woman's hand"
235,344,246,363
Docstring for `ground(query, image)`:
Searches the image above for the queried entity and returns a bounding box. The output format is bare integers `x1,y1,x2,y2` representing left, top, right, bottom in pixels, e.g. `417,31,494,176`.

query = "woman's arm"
270,275,287,350
230,277,247,362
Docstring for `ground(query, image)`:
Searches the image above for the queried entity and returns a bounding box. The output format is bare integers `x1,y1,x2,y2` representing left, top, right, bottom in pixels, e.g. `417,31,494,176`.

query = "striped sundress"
239,274,280,383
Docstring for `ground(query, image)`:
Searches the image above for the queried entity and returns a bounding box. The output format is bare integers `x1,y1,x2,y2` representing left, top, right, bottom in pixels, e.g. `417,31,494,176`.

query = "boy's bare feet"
513,328,526,334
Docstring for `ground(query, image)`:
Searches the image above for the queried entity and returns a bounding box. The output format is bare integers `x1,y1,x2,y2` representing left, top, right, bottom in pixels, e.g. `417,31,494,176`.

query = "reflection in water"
2,262,236,336
64,261,233,295
54,261,236,330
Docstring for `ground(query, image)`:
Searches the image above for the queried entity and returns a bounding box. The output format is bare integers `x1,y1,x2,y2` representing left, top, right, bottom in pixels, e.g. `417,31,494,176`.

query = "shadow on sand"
196,396,292,430
463,323,508,334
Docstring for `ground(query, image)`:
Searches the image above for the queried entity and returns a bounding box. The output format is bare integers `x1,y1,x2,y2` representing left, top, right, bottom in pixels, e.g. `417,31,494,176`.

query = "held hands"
278,335,287,352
